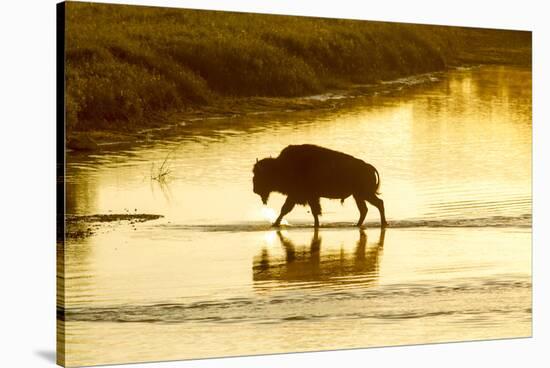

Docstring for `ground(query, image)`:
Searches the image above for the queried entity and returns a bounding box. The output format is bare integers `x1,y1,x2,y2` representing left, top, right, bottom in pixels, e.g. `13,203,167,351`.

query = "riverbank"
64,2,531,145
67,65,530,151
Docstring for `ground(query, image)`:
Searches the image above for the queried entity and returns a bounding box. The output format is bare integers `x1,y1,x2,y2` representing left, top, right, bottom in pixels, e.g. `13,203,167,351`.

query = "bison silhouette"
253,144,387,228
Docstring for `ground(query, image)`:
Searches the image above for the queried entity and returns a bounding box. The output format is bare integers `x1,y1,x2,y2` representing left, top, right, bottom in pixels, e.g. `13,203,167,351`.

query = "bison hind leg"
366,193,388,228
353,194,368,227
308,198,322,228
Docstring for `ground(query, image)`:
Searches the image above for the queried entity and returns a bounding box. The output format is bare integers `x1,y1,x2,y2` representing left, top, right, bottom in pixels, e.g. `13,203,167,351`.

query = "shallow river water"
61,65,531,366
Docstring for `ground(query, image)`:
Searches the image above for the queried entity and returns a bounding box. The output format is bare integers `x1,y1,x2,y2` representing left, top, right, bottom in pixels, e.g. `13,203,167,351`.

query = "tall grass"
65,2,531,132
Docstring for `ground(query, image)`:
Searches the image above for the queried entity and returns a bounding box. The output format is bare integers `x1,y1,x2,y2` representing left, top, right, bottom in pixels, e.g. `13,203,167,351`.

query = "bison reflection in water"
253,144,388,228
253,229,385,287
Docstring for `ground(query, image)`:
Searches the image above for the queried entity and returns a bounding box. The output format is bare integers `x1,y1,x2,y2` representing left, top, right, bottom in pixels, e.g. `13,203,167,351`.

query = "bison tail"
373,166,381,195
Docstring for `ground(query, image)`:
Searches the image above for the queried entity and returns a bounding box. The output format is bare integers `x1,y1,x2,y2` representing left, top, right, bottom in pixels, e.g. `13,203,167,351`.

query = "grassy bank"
65,2,531,133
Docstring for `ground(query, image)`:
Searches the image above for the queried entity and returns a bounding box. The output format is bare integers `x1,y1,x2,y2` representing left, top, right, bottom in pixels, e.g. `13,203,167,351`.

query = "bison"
253,144,387,228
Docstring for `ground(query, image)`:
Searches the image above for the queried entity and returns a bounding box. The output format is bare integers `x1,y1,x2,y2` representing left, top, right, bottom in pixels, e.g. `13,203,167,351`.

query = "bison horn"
256,158,258,163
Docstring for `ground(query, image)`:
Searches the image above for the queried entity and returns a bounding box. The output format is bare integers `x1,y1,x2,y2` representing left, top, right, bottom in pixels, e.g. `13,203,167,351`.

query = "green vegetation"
65,2,531,132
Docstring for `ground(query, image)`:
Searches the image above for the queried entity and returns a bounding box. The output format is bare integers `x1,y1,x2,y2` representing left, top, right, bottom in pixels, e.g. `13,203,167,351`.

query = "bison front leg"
308,198,322,228
273,197,295,227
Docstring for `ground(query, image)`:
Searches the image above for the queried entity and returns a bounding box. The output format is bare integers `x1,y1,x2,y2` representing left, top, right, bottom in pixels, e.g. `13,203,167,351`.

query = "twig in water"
151,152,173,183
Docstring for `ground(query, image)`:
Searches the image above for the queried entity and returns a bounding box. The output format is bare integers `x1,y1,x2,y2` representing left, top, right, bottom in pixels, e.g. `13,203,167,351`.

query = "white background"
0,0,548,367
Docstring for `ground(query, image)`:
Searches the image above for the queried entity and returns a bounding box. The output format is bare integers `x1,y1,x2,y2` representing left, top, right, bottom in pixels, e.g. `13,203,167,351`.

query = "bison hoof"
382,222,389,228
272,222,281,228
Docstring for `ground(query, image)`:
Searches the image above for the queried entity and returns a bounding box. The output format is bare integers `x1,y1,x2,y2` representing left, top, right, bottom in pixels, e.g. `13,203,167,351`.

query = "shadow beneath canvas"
35,350,56,364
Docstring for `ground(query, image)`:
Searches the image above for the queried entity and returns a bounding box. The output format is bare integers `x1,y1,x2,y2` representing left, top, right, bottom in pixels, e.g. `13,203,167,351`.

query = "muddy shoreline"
65,214,163,240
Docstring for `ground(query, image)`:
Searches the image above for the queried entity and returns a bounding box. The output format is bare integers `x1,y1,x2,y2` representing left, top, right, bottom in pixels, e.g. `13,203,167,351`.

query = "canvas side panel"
56,2,66,367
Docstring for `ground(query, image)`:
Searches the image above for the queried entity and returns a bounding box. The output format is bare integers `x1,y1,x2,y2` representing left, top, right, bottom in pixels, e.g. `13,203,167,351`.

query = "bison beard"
253,144,388,228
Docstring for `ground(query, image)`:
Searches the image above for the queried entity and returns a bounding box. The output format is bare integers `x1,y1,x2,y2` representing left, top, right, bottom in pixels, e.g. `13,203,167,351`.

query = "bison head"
253,157,278,204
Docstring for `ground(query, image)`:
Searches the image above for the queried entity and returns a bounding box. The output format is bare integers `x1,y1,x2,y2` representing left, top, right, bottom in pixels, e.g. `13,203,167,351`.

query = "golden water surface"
61,66,531,366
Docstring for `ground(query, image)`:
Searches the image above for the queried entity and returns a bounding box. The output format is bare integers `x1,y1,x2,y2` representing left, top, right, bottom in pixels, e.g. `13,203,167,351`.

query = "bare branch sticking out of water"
151,152,173,183
149,150,178,203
